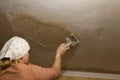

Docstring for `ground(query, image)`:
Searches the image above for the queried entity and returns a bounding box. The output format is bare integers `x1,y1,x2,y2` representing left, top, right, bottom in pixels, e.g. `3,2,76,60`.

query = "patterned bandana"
0,36,30,61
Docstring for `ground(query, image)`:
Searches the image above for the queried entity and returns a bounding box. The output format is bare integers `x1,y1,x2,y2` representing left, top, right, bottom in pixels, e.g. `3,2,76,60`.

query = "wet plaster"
12,14,71,49
0,11,13,49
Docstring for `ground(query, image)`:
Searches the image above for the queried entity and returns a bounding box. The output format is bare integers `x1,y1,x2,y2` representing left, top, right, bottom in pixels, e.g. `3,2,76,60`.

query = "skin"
53,42,72,69
19,53,30,64
19,42,72,70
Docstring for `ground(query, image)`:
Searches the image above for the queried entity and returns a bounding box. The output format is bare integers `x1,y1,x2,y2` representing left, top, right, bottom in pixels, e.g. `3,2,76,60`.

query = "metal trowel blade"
66,33,80,47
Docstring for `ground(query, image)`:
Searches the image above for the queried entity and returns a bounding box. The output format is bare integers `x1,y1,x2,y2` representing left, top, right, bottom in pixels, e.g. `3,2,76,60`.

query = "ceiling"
0,0,120,74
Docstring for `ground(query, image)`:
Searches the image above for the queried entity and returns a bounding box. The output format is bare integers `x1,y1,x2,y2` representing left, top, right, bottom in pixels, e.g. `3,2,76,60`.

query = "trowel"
65,33,80,47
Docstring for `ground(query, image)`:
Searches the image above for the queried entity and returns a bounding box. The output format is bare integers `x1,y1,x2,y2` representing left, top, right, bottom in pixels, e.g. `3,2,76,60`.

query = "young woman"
0,36,71,80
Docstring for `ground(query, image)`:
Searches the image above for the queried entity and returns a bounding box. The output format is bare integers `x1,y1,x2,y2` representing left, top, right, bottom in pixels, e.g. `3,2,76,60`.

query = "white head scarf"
0,36,30,61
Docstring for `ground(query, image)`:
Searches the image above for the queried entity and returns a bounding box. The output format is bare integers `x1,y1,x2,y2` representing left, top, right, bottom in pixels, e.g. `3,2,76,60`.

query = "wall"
0,0,120,74
55,76,111,80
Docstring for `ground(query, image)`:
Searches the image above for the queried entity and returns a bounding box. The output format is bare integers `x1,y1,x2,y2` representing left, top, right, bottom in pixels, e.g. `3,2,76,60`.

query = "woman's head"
0,36,30,70
0,36,30,61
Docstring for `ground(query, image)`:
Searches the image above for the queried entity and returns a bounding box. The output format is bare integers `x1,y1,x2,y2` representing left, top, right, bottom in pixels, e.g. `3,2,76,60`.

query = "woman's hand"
52,42,72,71
56,42,72,56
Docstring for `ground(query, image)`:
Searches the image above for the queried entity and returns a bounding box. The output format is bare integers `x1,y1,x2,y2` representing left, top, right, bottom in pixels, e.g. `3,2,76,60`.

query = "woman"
0,36,71,80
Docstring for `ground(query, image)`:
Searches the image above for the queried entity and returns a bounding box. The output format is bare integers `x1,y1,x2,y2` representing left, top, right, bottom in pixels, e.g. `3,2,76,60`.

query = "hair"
0,57,19,73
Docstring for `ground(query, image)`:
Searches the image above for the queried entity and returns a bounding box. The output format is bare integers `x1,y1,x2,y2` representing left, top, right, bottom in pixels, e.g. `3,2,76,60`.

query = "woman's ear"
19,53,29,64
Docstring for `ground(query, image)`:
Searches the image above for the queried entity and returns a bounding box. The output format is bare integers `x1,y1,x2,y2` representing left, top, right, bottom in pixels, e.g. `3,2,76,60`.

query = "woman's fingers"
66,47,70,50
65,42,72,47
